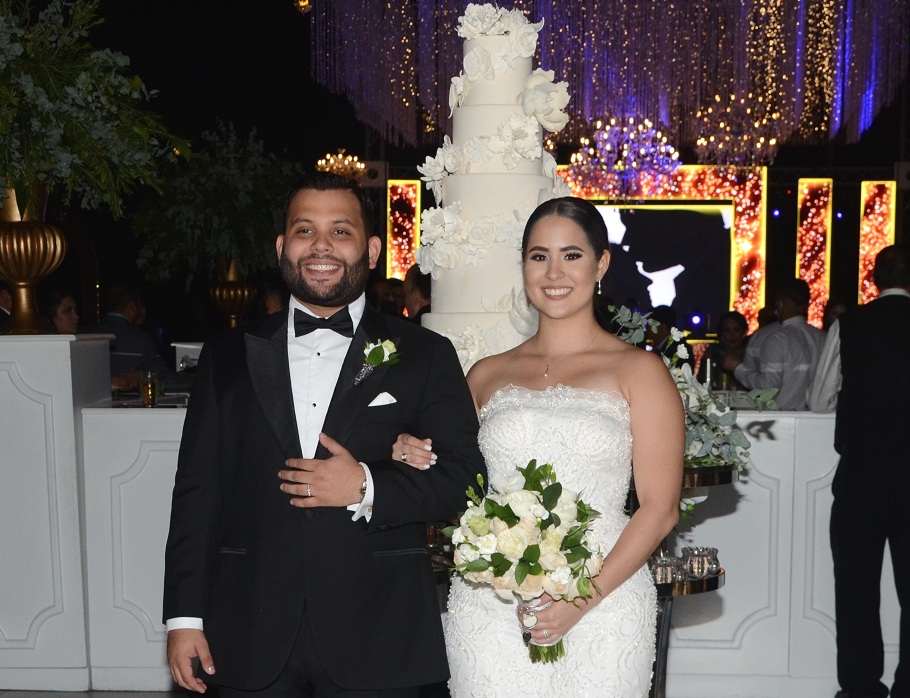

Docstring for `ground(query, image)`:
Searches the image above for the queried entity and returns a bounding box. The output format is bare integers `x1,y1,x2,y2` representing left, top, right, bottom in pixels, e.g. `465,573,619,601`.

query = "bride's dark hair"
520,197,611,259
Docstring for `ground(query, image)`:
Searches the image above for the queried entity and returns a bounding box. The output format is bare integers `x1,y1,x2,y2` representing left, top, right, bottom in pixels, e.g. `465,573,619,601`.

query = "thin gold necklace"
537,334,598,378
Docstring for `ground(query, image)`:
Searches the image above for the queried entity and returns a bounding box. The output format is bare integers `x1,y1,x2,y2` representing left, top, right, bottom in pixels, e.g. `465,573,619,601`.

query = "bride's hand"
518,594,594,646
391,433,437,470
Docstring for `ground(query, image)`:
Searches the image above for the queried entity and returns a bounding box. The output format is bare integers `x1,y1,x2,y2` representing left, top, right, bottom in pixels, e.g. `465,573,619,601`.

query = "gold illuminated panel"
796,179,832,328
386,180,421,281
559,165,767,331
858,181,896,304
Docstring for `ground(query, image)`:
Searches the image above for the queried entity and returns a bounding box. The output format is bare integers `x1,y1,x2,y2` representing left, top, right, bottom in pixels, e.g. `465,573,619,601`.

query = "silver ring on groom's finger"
401,453,408,462
306,482,312,498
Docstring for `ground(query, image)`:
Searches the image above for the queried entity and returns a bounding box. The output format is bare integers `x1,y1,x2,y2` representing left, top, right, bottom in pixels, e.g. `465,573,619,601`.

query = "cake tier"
453,105,541,175
430,245,522,315
443,172,553,220
461,36,532,107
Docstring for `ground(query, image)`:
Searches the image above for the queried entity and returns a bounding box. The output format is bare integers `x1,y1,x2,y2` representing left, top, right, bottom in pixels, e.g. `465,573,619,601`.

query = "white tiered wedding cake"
416,3,571,370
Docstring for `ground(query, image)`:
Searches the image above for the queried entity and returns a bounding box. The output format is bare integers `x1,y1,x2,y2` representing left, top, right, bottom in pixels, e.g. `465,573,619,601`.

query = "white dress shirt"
807,288,910,412
167,294,374,632
734,315,825,410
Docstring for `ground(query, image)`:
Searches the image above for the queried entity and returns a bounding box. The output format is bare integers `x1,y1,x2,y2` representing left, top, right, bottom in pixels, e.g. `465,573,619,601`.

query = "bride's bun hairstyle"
520,197,611,261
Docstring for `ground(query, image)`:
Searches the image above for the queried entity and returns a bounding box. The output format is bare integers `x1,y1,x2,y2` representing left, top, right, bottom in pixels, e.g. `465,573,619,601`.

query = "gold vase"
210,257,255,329
0,188,67,335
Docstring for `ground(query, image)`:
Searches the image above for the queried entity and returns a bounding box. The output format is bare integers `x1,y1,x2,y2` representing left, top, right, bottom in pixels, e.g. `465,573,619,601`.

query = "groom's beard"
280,247,370,309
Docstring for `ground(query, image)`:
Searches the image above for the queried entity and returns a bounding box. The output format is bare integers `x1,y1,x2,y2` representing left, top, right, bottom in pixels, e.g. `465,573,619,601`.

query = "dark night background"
41,0,908,353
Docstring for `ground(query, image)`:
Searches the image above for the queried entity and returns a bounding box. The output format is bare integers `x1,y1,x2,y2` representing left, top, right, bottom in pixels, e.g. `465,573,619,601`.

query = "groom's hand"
167,628,214,692
280,433,365,508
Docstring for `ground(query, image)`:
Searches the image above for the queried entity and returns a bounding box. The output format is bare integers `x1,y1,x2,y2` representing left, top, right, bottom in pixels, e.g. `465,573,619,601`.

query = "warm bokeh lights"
560,164,767,331
858,181,896,304
386,180,421,281
796,179,832,328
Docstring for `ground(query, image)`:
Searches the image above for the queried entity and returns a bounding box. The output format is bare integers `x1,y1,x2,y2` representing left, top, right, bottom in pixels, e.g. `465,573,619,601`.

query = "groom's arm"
365,335,484,525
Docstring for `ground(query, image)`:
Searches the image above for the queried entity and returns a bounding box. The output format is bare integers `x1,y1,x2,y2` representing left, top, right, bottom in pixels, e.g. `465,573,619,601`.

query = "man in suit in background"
401,264,431,323
164,172,484,697
808,244,910,698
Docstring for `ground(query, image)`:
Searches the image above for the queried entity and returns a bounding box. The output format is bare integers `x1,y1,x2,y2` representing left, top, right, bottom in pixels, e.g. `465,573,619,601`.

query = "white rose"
454,544,479,564
477,532,498,556
542,575,569,598
465,216,497,249
517,573,545,599
414,246,435,277
451,527,465,546
465,568,494,585
508,22,540,58
496,524,532,561
551,490,579,525
430,240,460,271
539,526,565,556
581,529,601,553
502,489,544,519
490,470,525,495
539,551,568,571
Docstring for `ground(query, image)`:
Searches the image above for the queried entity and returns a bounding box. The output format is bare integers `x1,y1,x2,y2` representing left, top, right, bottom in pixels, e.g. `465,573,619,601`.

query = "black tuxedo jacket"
163,307,484,691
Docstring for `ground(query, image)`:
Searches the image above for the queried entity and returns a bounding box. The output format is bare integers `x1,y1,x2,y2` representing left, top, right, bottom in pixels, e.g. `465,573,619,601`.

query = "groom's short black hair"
283,172,376,238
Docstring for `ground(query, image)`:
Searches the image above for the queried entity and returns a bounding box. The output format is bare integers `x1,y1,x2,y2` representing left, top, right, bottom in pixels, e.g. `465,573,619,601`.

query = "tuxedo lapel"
245,314,303,458
316,309,398,458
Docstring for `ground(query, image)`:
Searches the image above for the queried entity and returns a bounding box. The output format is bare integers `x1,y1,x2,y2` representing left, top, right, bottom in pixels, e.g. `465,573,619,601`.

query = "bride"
394,196,684,697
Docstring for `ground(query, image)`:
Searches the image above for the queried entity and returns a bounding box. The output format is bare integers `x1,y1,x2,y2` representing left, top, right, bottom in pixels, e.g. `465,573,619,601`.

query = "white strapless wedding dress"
445,385,656,698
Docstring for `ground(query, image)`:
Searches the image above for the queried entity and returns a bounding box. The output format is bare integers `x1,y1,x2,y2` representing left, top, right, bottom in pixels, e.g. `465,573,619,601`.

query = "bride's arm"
390,354,496,470
594,349,684,597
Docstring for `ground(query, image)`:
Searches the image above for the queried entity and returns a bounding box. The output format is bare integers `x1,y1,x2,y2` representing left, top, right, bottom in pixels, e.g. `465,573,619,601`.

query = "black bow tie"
294,307,355,338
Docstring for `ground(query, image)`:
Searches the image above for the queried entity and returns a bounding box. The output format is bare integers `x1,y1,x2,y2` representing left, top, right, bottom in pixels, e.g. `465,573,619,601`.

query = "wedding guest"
822,296,850,331
402,264,431,322
83,284,187,390
756,305,778,328
0,280,11,332
37,287,80,334
163,172,483,696
704,310,749,390
724,278,824,410
393,196,684,696
807,244,910,698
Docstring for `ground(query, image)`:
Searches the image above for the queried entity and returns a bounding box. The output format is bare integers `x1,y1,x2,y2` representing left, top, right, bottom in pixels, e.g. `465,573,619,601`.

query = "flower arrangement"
0,0,184,218
609,304,776,472
445,459,603,663
133,120,306,286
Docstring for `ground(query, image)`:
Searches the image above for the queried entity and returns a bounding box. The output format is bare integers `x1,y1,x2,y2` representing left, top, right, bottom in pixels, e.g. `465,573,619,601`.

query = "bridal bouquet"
444,459,603,663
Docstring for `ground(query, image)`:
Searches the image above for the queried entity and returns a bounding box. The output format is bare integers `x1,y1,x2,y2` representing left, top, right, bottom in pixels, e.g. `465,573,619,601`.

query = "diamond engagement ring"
306,482,312,497
401,453,408,462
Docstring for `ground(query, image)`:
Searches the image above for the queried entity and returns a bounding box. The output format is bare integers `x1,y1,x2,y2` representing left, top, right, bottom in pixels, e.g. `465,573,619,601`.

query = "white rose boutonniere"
354,339,400,385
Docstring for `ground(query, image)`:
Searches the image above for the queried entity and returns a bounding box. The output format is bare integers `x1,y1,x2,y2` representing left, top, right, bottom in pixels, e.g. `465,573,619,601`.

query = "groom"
163,172,484,696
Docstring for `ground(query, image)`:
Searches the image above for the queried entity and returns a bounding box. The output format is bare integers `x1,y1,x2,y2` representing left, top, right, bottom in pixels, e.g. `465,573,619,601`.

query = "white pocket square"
368,392,397,407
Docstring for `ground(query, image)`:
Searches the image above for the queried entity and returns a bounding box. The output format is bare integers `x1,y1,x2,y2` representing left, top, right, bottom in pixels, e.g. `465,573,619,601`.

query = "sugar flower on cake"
464,45,495,82
418,201,463,246
448,74,465,116
457,3,507,39
504,10,544,58
417,136,462,204
463,135,496,166
447,323,486,368
522,69,570,133
495,114,543,169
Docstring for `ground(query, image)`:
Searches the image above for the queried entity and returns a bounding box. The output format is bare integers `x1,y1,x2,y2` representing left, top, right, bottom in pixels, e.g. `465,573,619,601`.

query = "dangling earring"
596,278,602,296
